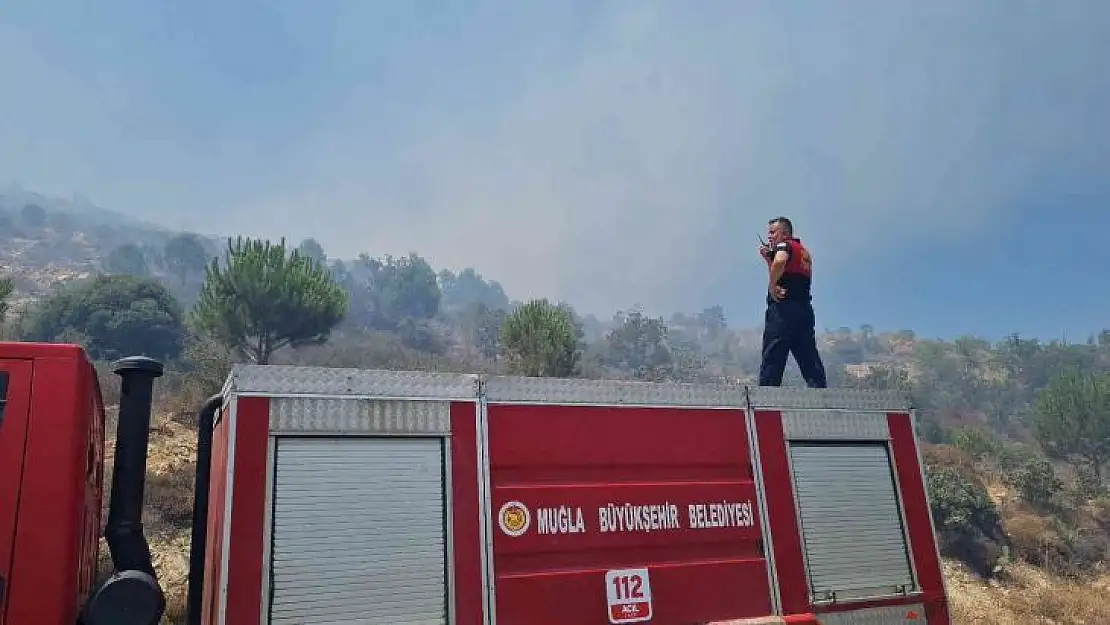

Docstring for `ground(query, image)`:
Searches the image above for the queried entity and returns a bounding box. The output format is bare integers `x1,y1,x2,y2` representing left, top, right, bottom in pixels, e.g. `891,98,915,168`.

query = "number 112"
611,574,644,600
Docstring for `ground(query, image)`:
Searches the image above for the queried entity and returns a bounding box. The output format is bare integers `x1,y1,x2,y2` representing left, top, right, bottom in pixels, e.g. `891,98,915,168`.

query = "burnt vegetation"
4,195,1110,621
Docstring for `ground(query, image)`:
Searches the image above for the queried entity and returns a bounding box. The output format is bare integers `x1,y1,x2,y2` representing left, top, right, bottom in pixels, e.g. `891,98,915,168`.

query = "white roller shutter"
269,436,449,625
787,442,916,603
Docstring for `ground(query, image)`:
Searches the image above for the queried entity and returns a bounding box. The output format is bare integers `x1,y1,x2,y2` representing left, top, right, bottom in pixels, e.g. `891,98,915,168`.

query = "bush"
1073,462,1106,502
1012,457,1063,509
1006,512,1069,570
924,459,1007,577
1006,511,1110,577
1089,495,1110,529
950,425,1003,462
995,441,1039,476
21,275,184,361
917,419,953,445
396,317,448,354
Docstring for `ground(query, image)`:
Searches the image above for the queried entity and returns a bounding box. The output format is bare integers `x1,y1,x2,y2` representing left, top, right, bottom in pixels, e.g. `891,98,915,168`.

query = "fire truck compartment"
787,442,916,603
200,365,950,625
268,436,449,624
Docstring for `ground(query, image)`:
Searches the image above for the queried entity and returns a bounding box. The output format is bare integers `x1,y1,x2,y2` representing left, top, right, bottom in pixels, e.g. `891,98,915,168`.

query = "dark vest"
767,238,813,303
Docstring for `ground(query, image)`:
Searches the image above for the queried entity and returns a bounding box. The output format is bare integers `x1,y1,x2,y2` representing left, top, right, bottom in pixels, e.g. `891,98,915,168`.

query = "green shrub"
1012,457,1062,508
1073,462,1106,502
21,274,184,361
925,460,1006,577
950,425,1003,462
995,442,1039,476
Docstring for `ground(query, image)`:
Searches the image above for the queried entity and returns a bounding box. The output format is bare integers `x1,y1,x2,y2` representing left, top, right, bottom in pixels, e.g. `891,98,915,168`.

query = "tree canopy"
603,308,677,381
500,299,580,377
20,203,46,228
22,275,185,361
439,267,510,312
0,277,13,324
164,233,210,284
1033,367,1110,478
103,243,151,276
341,252,441,331
193,236,349,364
297,237,327,266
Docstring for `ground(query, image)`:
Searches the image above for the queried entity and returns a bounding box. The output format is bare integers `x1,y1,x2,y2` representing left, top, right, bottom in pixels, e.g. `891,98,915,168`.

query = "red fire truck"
0,342,950,625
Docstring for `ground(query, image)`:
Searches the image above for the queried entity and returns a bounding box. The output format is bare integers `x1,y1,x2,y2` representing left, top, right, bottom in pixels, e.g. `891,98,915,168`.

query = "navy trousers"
758,299,827,388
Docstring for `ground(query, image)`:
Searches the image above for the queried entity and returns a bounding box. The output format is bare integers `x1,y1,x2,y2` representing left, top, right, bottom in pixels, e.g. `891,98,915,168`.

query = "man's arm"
767,244,790,294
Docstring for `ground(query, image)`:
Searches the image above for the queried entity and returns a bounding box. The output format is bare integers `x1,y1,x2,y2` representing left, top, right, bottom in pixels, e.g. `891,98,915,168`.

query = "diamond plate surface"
269,396,451,434
781,411,891,440
816,603,926,624
482,375,748,406
228,364,479,399
748,386,911,411
225,364,910,412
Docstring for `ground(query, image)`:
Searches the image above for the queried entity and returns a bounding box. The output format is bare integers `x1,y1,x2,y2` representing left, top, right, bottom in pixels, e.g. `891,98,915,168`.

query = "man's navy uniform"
759,235,828,388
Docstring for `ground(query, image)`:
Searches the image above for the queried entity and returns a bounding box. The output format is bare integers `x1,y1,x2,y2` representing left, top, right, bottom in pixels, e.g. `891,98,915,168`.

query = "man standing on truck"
758,216,827,388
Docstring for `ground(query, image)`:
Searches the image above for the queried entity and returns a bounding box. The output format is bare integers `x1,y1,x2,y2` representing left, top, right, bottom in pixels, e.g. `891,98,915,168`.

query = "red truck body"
202,365,950,625
0,342,105,625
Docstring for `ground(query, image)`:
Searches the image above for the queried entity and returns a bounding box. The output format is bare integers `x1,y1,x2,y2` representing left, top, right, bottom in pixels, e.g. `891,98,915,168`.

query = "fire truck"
0,341,950,624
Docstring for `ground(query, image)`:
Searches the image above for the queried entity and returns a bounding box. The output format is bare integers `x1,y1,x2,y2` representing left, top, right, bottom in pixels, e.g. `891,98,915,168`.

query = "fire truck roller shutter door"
268,436,449,625
786,442,916,603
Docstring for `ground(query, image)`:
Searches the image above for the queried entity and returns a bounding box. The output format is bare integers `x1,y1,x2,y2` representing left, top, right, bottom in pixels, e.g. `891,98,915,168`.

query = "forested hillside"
4,195,1110,622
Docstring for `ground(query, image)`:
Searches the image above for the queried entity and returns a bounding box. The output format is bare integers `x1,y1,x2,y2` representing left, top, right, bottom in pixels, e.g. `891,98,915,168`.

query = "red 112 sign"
604,568,653,623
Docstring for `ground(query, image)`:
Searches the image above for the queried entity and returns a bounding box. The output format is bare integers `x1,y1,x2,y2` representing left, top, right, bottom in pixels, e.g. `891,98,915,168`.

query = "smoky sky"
2,1,1109,323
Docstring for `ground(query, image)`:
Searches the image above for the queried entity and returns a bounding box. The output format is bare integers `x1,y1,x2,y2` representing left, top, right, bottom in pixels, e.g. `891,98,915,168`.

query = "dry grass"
942,464,1110,623
946,558,1110,624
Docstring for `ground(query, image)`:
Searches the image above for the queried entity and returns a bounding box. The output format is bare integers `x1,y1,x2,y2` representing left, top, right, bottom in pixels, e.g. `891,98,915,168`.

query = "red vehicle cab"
0,342,105,625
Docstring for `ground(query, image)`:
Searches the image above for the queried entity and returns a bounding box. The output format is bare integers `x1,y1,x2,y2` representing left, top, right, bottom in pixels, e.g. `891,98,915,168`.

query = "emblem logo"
498,500,531,537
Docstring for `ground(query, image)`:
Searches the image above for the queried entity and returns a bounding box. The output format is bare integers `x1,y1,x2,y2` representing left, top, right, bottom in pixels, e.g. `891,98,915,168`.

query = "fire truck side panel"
225,395,270,625
0,358,33,624
201,402,232,625
886,413,950,624
78,359,106,610
747,386,950,624
199,367,950,625
4,348,102,625
450,400,488,625
482,375,770,625
206,364,484,625
752,408,808,616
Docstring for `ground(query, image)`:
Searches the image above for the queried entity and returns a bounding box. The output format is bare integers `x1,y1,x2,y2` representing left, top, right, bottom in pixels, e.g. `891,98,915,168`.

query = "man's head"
767,217,793,244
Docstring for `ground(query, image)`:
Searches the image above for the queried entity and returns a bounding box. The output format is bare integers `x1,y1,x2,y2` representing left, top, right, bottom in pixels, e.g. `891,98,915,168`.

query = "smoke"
231,0,1110,319
4,1,1110,322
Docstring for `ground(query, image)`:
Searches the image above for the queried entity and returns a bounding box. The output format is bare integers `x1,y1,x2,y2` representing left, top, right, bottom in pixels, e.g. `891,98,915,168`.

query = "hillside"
5,191,1110,623
0,190,223,316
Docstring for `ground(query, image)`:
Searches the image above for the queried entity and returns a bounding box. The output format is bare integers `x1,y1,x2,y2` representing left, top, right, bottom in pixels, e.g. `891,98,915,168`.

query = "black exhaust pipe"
186,393,223,625
81,356,165,625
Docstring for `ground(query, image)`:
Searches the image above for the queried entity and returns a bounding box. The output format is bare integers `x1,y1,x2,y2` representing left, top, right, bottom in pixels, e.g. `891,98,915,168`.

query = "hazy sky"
3,1,1109,340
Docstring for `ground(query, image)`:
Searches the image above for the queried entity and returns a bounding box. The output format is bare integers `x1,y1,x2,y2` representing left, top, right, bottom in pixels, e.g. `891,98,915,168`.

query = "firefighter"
758,216,827,388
